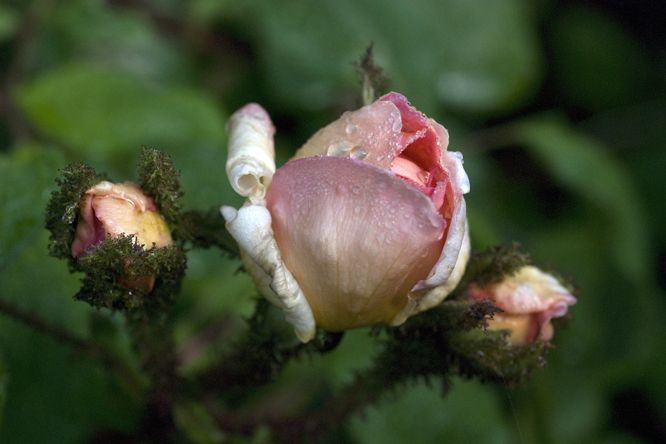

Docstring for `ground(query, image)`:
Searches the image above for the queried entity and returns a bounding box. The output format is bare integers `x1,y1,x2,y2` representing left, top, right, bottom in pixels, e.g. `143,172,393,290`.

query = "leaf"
248,0,543,114
349,379,517,444
17,63,226,167
0,144,65,271
0,232,142,444
515,115,649,283
0,4,19,42
46,0,195,83
0,353,6,428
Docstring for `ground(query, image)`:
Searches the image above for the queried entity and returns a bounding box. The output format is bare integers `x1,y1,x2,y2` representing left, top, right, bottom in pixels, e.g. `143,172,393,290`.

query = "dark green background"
0,0,664,443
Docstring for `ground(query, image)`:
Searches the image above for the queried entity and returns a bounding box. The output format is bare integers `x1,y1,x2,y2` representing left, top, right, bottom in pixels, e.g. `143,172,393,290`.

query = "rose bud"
71,181,173,290
468,266,577,345
222,93,470,342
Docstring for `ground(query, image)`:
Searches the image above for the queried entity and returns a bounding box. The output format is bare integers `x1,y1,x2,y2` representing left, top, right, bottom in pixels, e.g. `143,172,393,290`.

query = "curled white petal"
221,204,316,342
226,104,276,205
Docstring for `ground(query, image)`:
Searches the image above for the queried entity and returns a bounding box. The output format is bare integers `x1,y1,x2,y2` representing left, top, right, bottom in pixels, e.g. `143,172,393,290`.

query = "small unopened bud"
71,181,172,290
469,266,577,345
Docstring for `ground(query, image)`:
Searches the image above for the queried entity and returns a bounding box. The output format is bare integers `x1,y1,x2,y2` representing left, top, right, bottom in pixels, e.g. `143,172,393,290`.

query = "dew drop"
417,171,429,184
350,146,368,160
392,119,401,132
354,205,362,214
343,111,352,123
345,124,357,135
326,140,352,156
352,186,361,195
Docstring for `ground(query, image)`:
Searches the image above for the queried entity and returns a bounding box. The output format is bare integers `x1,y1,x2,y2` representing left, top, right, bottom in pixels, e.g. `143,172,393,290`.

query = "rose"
71,181,173,289
222,93,470,342
468,266,577,345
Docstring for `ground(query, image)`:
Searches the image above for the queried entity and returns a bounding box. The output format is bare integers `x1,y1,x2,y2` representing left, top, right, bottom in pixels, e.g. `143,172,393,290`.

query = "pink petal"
266,156,445,331
293,100,400,170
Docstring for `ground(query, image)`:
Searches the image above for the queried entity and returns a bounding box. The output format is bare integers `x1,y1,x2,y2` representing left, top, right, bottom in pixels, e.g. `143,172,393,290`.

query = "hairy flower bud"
71,181,173,289
469,266,577,345
223,93,470,342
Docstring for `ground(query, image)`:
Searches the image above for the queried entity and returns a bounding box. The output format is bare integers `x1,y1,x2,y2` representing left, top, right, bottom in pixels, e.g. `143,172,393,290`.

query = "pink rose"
223,93,470,341
71,181,173,289
468,266,577,345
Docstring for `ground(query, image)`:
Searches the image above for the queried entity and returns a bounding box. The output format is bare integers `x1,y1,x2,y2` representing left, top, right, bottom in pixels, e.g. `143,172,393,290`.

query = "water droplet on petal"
352,186,361,195
354,205,362,214
345,124,357,135
392,119,401,132
417,171,429,183
326,140,352,156
350,146,368,160
343,111,352,123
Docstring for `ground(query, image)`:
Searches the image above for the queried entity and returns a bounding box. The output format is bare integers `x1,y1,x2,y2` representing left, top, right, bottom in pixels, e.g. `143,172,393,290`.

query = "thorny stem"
210,361,401,442
126,309,182,434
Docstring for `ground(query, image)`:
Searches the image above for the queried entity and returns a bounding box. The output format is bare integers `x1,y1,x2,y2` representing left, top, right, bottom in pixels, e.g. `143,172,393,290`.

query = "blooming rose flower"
222,93,470,342
468,266,577,345
71,181,173,290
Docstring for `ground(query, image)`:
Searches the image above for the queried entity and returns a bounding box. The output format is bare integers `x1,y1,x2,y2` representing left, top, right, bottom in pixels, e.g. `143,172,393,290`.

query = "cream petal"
225,104,276,205
492,266,576,315
71,181,171,257
88,181,156,211
266,156,445,331
221,204,316,342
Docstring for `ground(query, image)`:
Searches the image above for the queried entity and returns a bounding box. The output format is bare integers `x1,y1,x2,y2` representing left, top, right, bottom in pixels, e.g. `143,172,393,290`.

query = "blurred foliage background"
0,0,665,443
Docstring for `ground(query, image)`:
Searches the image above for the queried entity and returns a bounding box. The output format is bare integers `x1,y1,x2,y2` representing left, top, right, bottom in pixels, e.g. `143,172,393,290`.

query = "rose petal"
409,218,471,315
266,156,445,331
487,313,539,346
293,101,400,170
489,266,576,315
226,103,276,205
222,204,316,342
71,181,170,257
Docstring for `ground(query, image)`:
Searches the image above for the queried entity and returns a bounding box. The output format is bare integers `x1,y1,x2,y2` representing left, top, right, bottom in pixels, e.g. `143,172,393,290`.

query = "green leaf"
17,63,226,168
44,0,195,83
0,233,142,444
0,5,19,42
0,353,6,427
0,144,65,271
349,379,517,444
249,0,543,114
515,115,648,283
